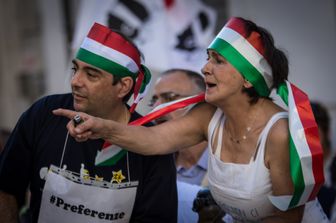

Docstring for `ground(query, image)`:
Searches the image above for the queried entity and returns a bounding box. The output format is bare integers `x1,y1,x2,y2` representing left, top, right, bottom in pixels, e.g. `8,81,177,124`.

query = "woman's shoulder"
191,102,217,115
262,101,290,157
188,102,217,123
264,112,290,165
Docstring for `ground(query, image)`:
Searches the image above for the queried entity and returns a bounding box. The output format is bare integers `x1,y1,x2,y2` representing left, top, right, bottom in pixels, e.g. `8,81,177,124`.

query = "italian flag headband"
210,17,324,210
76,22,151,112
209,17,272,97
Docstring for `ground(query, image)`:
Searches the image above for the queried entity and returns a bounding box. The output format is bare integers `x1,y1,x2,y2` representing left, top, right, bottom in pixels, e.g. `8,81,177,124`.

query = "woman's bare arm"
53,103,216,155
262,119,304,223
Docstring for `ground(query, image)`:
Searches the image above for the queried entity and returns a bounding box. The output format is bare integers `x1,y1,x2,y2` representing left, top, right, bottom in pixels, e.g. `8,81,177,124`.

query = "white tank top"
207,108,329,222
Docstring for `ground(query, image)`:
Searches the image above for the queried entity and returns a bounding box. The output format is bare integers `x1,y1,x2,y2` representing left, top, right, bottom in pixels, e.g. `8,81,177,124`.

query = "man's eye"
216,59,222,64
148,96,158,107
87,72,98,78
71,67,77,74
162,93,180,102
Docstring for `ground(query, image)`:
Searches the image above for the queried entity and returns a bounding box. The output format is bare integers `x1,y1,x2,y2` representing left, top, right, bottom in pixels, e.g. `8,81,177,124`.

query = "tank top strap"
207,108,225,159
254,112,288,160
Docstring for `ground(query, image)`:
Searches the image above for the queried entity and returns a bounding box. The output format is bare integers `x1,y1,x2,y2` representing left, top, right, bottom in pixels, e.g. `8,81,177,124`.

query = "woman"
54,17,327,222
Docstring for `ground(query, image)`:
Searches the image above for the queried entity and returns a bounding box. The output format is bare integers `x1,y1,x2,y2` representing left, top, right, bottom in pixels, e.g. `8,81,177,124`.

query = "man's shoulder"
33,93,73,110
37,93,73,104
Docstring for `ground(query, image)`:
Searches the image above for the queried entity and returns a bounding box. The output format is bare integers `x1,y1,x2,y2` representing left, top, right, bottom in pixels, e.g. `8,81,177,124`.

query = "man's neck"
95,103,130,124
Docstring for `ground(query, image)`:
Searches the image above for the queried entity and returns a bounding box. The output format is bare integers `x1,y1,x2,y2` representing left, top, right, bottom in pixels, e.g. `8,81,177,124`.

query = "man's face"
151,71,202,123
71,59,121,118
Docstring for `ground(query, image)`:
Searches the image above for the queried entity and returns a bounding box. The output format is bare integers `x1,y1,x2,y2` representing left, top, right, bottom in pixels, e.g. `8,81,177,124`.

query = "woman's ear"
243,79,253,89
118,76,134,99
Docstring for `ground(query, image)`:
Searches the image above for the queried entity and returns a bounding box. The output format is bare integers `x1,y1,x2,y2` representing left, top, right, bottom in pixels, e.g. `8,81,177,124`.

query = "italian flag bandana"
76,22,151,113
209,17,324,210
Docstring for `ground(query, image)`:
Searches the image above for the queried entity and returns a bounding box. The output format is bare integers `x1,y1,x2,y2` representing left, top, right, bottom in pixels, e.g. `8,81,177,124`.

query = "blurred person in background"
329,157,336,222
150,68,208,186
312,101,336,219
0,128,11,152
150,68,209,223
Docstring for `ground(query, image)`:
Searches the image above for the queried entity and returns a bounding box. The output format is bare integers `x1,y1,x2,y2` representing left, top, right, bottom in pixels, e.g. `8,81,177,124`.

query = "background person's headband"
76,22,151,112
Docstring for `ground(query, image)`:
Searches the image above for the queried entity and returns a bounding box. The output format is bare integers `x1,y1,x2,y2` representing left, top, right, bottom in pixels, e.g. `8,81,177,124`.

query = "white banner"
72,0,217,73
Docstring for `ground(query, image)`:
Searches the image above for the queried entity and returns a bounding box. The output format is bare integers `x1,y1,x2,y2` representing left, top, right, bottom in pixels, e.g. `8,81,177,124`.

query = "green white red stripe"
86,23,140,63
79,38,139,74
270,81,324,210
95,93,205,166
95,144,127,166
130,65,152,112
208,17,272,96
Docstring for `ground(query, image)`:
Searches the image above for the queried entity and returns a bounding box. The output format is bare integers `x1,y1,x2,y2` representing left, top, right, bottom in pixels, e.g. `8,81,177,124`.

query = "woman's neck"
221,98,264,140
175,141,207,168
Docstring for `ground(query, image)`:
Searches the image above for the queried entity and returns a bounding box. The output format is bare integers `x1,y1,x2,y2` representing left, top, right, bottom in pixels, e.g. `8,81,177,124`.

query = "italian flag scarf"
76,22,151,113
209,17,324,210
95,93,206,166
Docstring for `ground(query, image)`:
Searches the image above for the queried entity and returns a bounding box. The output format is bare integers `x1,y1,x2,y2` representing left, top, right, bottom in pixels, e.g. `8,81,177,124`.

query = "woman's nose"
201,61,211,76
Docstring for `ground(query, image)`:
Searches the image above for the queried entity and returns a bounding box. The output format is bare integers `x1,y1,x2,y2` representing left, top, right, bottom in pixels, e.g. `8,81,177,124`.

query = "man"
0,23,177,223
150,69,208,223
150,69,208,186
311,102,336,219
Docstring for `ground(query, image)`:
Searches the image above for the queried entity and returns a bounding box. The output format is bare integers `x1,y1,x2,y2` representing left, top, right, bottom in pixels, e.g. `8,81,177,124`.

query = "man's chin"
73,103,87,113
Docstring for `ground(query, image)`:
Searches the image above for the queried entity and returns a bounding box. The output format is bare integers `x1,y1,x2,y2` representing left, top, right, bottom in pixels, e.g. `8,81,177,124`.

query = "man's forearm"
0,191,19,223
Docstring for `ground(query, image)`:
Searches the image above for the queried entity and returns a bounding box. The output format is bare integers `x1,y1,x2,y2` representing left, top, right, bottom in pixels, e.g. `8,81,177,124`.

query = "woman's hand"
53,108,108,142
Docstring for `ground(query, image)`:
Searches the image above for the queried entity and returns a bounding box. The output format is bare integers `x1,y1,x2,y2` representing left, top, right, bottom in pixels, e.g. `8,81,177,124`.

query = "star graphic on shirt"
111,170,126,184
95,175,104,182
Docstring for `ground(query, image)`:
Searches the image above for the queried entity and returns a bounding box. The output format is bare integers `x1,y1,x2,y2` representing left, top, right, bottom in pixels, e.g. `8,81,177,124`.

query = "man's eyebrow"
71,59,78,67
84,66,102,74
71,59,102,74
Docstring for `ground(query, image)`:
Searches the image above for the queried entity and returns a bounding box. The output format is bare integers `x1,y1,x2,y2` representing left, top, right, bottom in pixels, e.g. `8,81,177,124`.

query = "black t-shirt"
0,94,177,223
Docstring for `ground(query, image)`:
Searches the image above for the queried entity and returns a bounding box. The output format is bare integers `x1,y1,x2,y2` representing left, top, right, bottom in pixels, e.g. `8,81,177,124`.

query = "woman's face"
202,50,244,105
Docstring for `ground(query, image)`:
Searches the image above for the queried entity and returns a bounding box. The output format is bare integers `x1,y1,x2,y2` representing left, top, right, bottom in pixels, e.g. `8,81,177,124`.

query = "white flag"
72,0,217,73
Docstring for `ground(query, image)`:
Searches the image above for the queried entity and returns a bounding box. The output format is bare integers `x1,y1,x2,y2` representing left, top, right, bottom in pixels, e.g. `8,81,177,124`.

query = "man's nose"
71,71,84,87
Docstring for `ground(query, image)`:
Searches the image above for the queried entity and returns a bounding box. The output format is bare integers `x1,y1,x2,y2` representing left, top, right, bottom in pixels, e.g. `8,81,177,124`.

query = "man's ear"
118,76,134,99
243,79,253,89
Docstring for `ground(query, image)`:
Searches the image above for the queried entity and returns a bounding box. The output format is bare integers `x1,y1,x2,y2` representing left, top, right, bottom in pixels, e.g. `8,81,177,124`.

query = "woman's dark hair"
237,17,289,104
110,29,144,103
